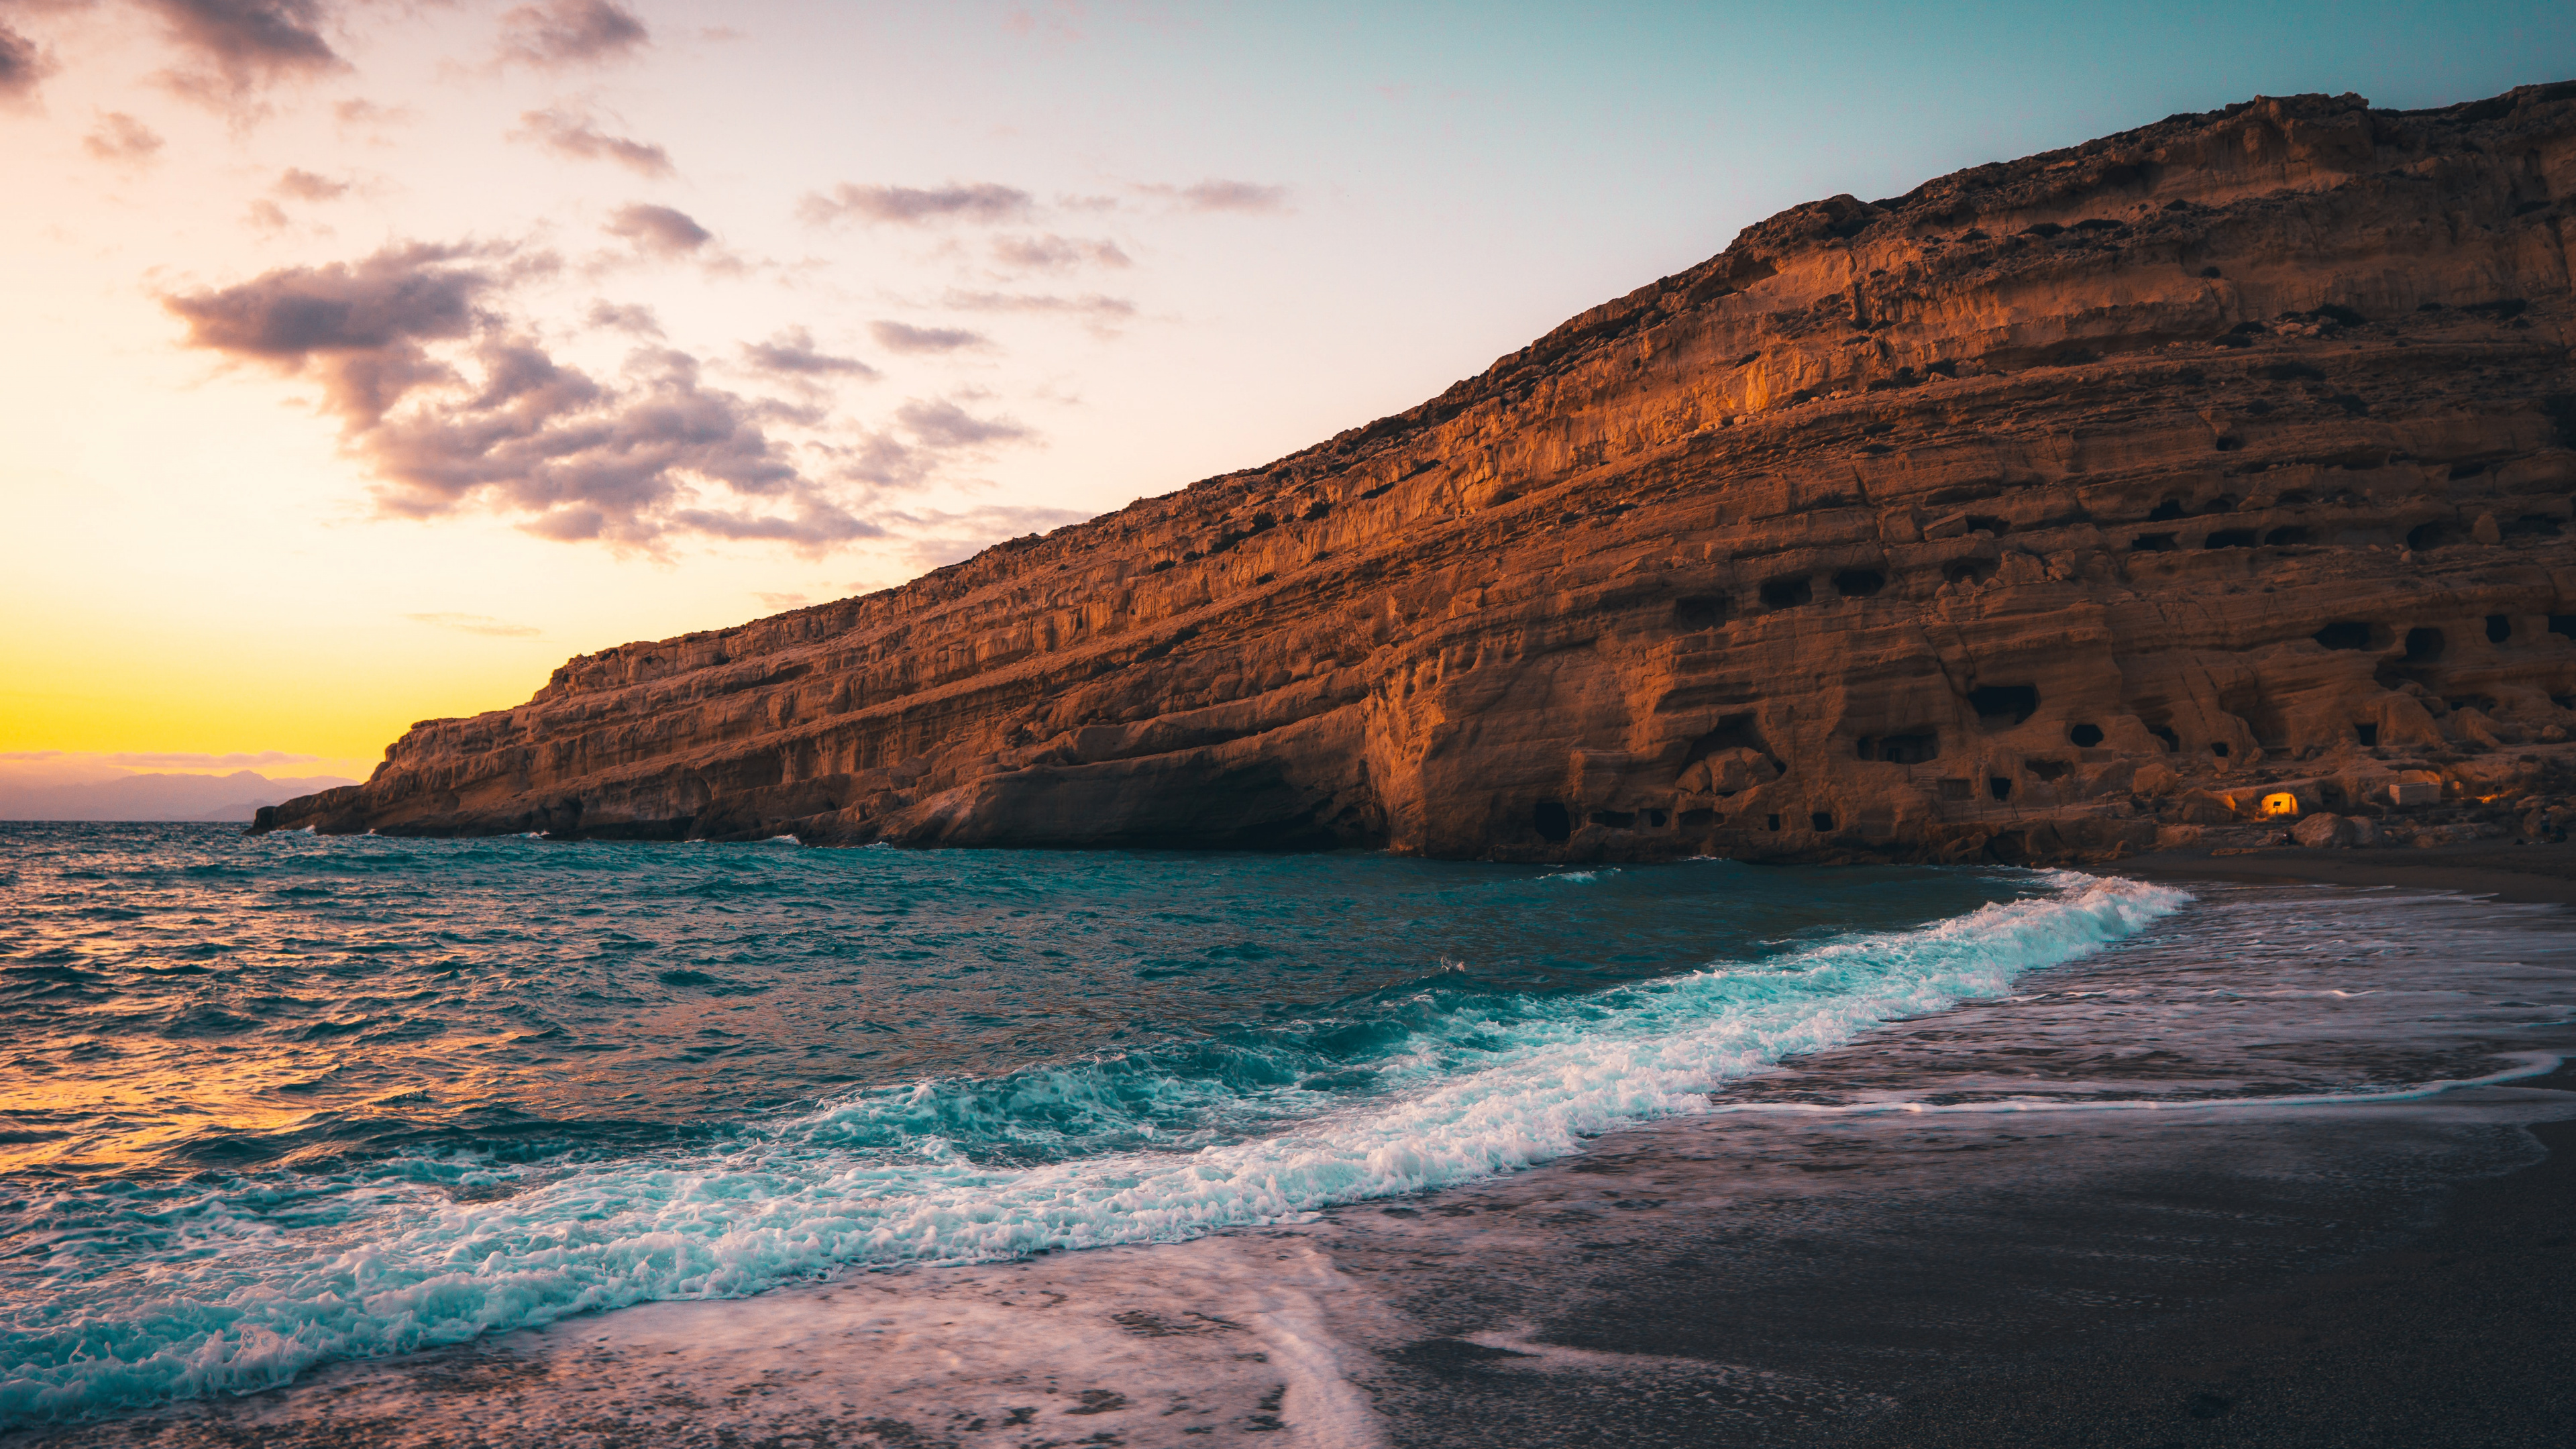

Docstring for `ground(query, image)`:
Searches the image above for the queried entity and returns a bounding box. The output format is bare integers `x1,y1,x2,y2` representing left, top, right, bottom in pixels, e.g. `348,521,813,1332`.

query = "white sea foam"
0,871,2188,1425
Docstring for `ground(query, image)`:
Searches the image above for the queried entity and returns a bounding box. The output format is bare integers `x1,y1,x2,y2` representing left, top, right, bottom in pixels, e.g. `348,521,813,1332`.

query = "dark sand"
2110,838,2576,905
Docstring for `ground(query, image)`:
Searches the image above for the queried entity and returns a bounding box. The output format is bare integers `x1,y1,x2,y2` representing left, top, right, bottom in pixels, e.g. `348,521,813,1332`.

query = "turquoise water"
0,823,2184,1426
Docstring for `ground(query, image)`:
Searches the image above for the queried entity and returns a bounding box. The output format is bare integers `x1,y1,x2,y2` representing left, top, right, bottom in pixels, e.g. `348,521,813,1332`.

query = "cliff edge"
259,84,2576,864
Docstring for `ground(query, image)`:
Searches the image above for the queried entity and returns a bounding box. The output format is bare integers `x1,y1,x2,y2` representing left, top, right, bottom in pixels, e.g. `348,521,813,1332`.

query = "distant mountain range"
1,771,362,822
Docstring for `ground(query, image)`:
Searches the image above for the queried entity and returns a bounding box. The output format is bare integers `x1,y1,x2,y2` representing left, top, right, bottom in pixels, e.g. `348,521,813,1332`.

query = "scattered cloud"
990,233,1130,271
586,299,662,336
603,201,710,257
743,327,875,378
941,288,1135,323
273,166,347,199
800,181,1031,227
406,611,541,637
167,241,882,552
0,748,323,769
1134,178,1290,214
514,106,672,176
142,0,345,108
870,319,989,354
497,0,649,68
896,397,1026,448
85,111,167,164
897,504,1094,568
0,17,52,102
332,96,411,131
244,197,290,229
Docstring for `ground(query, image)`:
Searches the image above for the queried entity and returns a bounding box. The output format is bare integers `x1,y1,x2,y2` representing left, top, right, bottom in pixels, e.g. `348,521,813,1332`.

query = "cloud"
274,166,347,199
603,201,710,257
870,319,989,354
333,96,411,131
0,749,327,769
84,111,166,163
898,504,1095,568
800,181,1031,227
586,299,662,336
168,241,882,552
896,398,1026,448
990,233,1130,271
497,0,648,68
142,0,343,106
406,612,541,637
514,107,672,176
0,17,52,101
244,197,289,229
1134,178,1289,214
941,288,1134,322
744,327,875,378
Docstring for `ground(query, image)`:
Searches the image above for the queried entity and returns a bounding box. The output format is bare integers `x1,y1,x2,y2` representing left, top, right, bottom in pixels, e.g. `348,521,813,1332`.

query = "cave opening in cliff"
2204,496,2239,513
2204,529,2259,549
1988,777,2012,801
1532,802,1571,843
2148,498,2187,521
1832,569,1886,598
2551,615,2576,639
2211,741,2231,757
2356,722,2381,747
1969,684,2039,724
2131,533,2177,552
1858,732,1940,763
1673,596,1731,629
2406,627,2447,661
1811,811,1835,831
2506,515,2565,538
2407,521,2461,551
2069,723,2104,747
2487,614,2514,643
1963,515,2011,537
2314,621,2375,650
1760,575,1813,608
2264,527,2312,546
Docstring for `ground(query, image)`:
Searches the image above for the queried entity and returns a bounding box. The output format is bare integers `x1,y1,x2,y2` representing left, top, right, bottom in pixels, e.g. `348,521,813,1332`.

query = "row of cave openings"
1672,566,1896,627
2312,614,2576,657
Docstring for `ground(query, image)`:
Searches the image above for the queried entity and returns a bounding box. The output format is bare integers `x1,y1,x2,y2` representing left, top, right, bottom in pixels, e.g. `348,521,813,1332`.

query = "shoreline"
14,871,2575,1448
2096,838,2576,905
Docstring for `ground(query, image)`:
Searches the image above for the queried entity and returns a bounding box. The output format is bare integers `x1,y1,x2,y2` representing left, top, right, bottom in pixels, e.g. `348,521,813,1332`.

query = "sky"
3,1,2572,785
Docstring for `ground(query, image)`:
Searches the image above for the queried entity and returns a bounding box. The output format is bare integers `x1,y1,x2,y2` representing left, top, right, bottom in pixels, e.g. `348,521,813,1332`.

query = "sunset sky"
5,1,2571,784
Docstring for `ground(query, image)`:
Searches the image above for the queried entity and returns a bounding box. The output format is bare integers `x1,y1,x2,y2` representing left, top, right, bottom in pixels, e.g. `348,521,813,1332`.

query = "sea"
3,822,2573,1440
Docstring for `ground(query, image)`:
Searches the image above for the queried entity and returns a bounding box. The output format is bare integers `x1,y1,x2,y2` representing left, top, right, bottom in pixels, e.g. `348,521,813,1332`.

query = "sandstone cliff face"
260,84,2576,865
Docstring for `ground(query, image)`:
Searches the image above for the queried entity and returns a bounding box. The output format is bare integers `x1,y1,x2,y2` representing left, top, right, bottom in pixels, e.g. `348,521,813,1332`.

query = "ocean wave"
0,871,2185,1426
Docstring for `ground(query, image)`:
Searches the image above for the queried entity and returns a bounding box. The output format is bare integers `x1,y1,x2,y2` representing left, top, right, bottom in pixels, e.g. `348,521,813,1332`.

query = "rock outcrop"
258,84,2576,864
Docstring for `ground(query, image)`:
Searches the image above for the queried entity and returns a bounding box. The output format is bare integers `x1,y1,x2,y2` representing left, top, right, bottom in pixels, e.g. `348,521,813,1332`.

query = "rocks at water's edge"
258,83,2576,865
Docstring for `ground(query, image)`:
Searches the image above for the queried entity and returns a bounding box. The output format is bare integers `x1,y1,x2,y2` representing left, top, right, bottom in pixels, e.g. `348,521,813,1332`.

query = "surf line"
1701,1052,2566,1117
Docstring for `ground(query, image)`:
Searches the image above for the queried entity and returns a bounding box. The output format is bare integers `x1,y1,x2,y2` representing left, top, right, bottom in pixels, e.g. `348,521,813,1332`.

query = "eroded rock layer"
260,85,2576,863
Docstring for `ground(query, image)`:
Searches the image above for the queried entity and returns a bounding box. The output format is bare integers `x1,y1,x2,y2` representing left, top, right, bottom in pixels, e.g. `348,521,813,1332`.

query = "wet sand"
17,881,2576,1449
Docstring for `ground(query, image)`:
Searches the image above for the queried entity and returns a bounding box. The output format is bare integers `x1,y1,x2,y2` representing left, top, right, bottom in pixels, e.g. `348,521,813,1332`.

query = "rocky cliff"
258,83,2576,864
